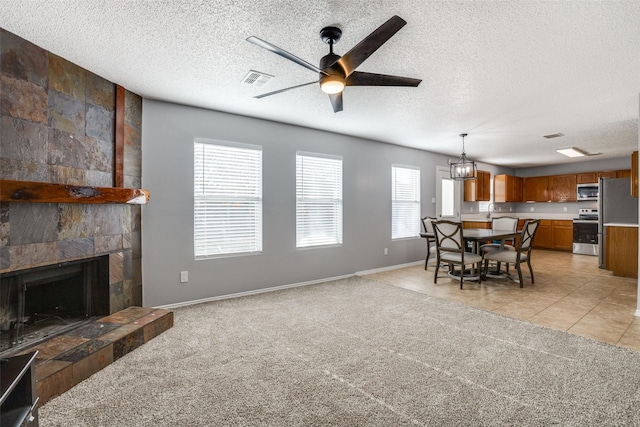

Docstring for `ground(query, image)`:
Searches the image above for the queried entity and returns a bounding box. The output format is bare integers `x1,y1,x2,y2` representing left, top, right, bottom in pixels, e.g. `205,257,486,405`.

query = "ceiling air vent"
543,132,564,139
242,70,273,87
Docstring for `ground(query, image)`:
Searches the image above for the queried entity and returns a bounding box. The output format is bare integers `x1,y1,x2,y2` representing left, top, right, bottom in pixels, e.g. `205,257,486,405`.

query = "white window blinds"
392,165,421,239
194,141,262,258
296,153,343,248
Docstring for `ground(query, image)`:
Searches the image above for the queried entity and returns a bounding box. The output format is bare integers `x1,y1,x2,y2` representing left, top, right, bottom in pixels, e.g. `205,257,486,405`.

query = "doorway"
435,166,460,221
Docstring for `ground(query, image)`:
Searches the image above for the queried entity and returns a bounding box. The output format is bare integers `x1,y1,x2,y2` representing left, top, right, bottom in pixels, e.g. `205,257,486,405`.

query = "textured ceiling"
1,1,639,167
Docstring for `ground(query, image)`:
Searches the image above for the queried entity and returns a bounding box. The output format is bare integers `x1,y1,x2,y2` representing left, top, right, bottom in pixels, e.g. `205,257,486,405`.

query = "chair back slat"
519,219,540,251
433,220,464,252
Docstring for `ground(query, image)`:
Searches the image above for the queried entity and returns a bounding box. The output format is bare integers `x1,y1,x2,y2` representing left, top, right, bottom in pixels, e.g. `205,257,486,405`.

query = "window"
392,165,421,239
194,140,262,258
296,153,343,248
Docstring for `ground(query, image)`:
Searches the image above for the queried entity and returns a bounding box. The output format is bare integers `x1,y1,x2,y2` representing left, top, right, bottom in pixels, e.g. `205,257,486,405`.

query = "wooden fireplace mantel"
0,180,149,204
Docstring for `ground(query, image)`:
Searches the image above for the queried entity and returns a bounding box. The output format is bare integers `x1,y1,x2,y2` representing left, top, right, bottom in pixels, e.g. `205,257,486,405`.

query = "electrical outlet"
510,207,512,212
530,207,534,212
470,207,473,212
180,271,188,283
563,207,567,212
384,248,388,255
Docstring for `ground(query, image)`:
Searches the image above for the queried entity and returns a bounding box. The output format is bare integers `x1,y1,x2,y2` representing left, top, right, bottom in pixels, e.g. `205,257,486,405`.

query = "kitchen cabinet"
494,174,523,203
632,151,638,198
528,219,572,250
605,225,638,278
549,174,577,202
532,219,552,248
462,221,491,229
463,170,490,202
523,176,549,202
551,220,573,250
616,170,631,179
597,171,617,180
576,172,596,184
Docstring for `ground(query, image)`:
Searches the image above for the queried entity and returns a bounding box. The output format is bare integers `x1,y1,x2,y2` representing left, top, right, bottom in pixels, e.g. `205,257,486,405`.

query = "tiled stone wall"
0,29,143,311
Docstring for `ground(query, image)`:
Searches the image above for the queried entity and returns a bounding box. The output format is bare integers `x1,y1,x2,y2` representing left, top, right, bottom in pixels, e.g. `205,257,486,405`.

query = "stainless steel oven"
573,208,598,256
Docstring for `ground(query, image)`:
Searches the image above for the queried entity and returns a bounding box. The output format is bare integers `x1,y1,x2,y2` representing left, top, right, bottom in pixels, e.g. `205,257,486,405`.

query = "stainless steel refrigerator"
598,177,639,268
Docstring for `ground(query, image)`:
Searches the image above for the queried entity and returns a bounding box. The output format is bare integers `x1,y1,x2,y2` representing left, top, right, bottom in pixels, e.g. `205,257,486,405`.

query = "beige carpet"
40,276,640,426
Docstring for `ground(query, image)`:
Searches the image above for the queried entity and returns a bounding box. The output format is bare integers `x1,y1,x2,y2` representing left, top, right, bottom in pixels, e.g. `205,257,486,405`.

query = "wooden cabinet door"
605,226,638,278
632,151,638,198
549,174,577,202
463,171,490,202
597,171,617,180
533,220,552,248
524,176,549,202
463,221,491,229
551,220,573,250
479,171,490,201
463,179,477,202
495,175,523,202
616,170,631,179
576,173,596,184
510,176,523,202
494,174,507,203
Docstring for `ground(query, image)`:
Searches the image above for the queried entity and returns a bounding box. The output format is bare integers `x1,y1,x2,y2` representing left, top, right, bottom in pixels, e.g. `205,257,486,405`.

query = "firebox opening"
1,256,110,357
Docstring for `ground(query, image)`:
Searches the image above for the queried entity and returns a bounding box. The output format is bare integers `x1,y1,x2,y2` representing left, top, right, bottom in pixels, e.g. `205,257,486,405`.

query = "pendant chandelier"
449,133,477,180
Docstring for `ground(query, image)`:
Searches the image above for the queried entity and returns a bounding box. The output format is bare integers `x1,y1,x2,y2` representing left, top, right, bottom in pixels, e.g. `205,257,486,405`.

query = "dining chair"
480,216,519,272
482,219,540,287
420,216,437,270
432,220,483,289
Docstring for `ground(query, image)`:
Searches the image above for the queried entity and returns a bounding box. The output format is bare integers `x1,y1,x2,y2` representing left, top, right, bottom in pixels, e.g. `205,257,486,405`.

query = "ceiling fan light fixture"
556,147,587,157
320,75,345,94
450,133,477,181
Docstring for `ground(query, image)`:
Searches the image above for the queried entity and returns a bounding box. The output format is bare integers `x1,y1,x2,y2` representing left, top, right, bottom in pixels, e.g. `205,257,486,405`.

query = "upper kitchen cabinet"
463,170,490,202
523,176,549,202
598,171,617,180
494,174,522,203
632,151,638,198
576,172,597,184
549,174,577,202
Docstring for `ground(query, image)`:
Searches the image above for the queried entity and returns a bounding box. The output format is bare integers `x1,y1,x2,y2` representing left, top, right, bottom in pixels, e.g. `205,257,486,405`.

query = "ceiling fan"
247,15,422,113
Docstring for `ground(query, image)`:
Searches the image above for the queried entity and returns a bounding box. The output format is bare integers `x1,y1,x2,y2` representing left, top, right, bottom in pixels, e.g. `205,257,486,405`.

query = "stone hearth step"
16,306,173,406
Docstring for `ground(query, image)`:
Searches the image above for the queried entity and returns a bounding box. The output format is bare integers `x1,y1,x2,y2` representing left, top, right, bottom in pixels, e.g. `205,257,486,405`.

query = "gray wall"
142,100,455,307
516,156,630,177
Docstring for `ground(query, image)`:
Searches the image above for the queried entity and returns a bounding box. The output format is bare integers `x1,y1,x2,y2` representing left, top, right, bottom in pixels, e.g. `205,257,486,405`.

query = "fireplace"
0,256,110,357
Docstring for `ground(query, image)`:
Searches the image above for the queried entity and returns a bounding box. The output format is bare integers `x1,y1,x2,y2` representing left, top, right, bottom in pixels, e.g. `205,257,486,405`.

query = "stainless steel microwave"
577,183,599,201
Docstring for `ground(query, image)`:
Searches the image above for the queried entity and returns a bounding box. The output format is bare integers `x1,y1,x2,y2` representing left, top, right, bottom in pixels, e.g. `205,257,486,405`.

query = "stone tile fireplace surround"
1,28,143,311
1,28,162,405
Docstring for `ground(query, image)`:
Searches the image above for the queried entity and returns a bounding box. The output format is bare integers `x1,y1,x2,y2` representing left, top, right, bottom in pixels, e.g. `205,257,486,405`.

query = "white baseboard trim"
635,309,640,317
356,260,423,276
154,273,355,310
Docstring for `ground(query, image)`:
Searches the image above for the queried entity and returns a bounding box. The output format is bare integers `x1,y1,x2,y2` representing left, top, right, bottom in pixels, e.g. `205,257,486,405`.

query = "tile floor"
366,249,640,351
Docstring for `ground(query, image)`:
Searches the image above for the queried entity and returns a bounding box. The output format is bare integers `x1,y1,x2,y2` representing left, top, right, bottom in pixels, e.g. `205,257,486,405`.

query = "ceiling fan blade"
328,92,343,113
247,36,328,76
346,71,421,87
254,81,318,99
335,15,407,76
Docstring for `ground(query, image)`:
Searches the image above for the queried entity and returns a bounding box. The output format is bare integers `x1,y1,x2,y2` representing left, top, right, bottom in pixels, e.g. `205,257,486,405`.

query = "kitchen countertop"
461,213,576,222
604,223,639,227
